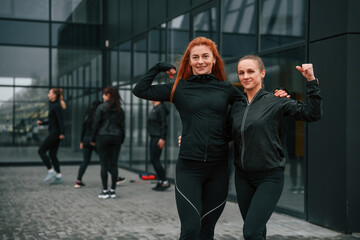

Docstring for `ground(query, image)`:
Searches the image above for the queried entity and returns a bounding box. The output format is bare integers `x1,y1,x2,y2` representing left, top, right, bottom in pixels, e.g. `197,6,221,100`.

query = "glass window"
118,88,131,167
0,94,14,146
221,0,257,60
110,48,118,86
260,0,306,51
0,46,49,86
168,13,190,64
52,0,102,24
148,26,166,67
0,20,49,46
0,0,49,20
193,7,217,42
262,47,306,214
132,0,148,36
52,48,102,89
119,41,131,83
52,23,101,48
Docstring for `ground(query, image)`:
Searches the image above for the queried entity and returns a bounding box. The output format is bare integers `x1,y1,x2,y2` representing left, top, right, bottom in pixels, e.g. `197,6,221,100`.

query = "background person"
37,88,66,185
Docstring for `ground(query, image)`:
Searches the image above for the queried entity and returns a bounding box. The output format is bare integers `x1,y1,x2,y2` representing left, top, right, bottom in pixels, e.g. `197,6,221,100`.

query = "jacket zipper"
240,90,261,169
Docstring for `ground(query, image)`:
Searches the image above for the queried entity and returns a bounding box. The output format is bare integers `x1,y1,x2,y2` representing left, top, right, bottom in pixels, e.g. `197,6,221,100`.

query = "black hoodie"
41,100,65,135
132,62,244,162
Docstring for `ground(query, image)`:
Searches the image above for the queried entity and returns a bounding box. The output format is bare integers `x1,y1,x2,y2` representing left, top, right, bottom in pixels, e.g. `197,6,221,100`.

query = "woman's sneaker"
44,171,56,182
109,190,116,199
98,190,109,199
116,177,126,185
49,176,64,185
74,181,85,188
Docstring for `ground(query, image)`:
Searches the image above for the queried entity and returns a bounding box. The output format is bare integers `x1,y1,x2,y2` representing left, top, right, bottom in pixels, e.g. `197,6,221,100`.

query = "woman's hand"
166,68,176,79
296,64,316,81
274,89,290,98
37,120,42,125
90,142,96,147
158,138,165,149
178,136,182,147
80,142,83,149
59,135,65,140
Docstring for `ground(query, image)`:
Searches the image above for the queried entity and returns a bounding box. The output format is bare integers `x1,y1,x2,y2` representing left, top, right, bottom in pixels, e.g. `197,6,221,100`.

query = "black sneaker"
152,181,162,191
74,181,85,188
98,190,109,199
155,181,171,191
109,190,116,198
116,176,126,185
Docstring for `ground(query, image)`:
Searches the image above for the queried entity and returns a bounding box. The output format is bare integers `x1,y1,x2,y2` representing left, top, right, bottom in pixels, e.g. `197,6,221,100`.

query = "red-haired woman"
37,88,66,185
133,37,242,239
90,87,125,199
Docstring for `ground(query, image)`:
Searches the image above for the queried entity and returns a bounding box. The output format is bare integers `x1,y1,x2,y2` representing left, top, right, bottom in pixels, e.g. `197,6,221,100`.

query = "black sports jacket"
133,62,244,162
229,80,322,172
91,102,125,144
40,100,65,135
147,103,168,139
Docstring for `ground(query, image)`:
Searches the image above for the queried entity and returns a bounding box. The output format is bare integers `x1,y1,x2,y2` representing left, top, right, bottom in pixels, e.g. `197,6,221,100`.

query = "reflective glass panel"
52,0,102,24
0,46,49,86
118,88,131,167
260,0,306,50
0,0,49,20
193,7,217,42
149,26,166,67
168,13,190,64
0,20,49,46
221,0,256,60
119,41,131,83
262,47,306,214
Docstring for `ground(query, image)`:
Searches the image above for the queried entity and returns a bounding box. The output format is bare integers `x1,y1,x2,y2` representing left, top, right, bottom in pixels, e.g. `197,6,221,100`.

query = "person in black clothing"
147,101,170,191
228,55,322,240
133,36,249,240
37,88,66,185
74,100,102,188
91,87,125,199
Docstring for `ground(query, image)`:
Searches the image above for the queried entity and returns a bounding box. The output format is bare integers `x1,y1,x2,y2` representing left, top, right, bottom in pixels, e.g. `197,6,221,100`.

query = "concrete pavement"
0,165,359,240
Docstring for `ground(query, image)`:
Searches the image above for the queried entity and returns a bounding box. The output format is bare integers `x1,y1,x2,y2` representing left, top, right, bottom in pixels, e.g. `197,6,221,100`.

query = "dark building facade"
0,0,359,233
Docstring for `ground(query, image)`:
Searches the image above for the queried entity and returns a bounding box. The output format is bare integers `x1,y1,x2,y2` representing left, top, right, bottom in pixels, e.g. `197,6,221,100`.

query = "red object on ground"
140,174,156,180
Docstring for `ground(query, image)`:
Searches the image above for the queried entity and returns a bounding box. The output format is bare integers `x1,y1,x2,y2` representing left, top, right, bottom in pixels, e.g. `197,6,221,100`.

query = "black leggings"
175,159,229,240
235,167,284,240
150,136,166,181
96,135,121,190
77,144,96,181
38,131,61,173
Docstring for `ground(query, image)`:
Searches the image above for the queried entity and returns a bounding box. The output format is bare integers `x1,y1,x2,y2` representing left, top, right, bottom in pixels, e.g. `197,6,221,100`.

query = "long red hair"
170,37,226,102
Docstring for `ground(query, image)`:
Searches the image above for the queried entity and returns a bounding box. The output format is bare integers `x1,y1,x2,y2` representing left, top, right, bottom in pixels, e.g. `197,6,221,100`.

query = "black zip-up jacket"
91,102,125,144
80,111,95,146
147,103,168,139
40,100,65,135
132,62,244,162
228,80,322,172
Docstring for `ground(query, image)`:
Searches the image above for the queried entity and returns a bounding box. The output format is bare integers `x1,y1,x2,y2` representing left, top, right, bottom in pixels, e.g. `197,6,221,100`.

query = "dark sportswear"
147,103,168,139
133,62,243,239
132,62,243,163
91,102,125,190
38,99,65,172
229,80,322,172
91,102,125,143
229,80,322,240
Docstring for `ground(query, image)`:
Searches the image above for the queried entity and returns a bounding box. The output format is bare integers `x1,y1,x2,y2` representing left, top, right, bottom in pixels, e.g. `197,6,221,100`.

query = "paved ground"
0,165,359,240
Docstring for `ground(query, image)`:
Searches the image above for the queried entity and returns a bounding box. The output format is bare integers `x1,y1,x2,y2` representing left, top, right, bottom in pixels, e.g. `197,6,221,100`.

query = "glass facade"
0,0,310,217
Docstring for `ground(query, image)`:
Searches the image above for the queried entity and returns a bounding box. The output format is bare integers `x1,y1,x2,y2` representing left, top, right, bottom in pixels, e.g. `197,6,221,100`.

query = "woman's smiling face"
189,45,216,75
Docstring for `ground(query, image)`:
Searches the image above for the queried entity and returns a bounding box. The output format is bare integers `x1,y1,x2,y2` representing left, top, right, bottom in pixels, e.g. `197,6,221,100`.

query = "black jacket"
229,80,322,172
133,62,244,162
80,110,95,146
41,100,65,135
147,103,168,139
91,102,125,144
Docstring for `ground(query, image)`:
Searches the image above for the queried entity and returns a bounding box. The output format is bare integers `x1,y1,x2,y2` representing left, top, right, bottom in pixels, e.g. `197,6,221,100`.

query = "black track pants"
38,131,61,173
96,135,121,190
175,159,229,240
77,145,96,181
150,136,166,181
235,167,284,240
